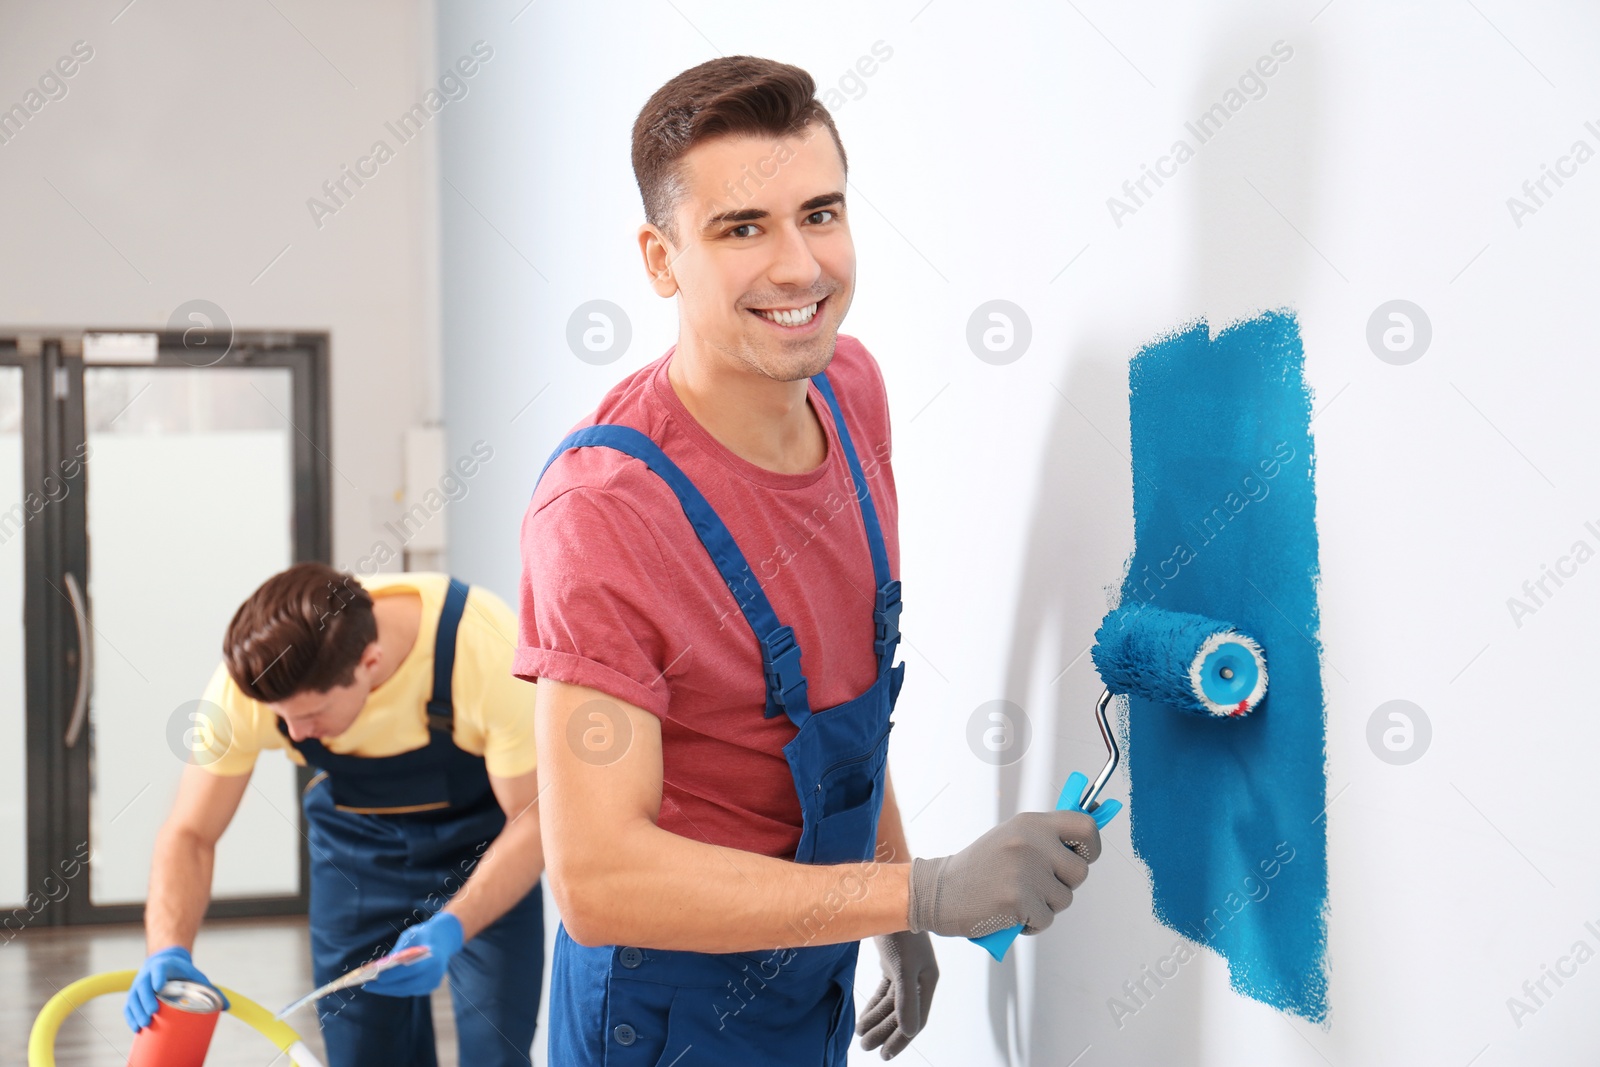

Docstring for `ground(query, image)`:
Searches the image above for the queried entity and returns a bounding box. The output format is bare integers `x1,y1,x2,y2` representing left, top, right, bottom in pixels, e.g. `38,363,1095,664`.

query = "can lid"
157,980,225,1014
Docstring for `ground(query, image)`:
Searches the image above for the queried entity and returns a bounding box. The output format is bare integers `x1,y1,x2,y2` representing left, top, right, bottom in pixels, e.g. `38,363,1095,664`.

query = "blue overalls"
280,578,545,1067
537,371,905,1066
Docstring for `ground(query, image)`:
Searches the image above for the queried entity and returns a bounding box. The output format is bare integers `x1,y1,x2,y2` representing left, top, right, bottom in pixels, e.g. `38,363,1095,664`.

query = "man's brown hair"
223,562,376,703
631,55,848,243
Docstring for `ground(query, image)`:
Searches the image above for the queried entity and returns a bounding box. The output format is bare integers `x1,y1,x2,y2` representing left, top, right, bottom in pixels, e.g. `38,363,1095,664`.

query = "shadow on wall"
990,15,1325,1067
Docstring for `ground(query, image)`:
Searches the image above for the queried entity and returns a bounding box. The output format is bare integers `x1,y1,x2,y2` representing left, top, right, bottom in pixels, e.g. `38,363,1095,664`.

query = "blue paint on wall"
1118,309,1329,1022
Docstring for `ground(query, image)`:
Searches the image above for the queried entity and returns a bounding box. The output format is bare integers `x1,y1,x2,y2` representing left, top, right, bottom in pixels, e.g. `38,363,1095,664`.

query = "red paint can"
126,980,224,1067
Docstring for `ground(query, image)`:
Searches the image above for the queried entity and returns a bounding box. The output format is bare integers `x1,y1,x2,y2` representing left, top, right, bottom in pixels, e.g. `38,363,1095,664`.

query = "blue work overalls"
537,370,905,1066
281,578,545,1067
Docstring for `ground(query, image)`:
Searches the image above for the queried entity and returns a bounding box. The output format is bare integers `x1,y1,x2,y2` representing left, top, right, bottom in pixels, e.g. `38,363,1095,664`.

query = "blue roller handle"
970,771,1123,962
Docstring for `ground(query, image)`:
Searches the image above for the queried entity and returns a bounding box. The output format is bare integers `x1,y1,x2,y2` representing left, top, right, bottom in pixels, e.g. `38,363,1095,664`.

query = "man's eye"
808,209,836,224
730,223,759,238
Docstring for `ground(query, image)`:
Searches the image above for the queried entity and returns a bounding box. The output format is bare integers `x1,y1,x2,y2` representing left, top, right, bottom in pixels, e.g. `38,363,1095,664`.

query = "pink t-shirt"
515,334,898,860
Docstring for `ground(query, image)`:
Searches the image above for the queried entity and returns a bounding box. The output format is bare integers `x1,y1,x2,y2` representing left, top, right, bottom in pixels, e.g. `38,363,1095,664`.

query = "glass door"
82,366,303,908
2,330,330,927
0,355,25,909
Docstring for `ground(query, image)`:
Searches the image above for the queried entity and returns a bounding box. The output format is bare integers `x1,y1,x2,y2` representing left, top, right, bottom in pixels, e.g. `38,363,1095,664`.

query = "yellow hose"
28,970,323,1067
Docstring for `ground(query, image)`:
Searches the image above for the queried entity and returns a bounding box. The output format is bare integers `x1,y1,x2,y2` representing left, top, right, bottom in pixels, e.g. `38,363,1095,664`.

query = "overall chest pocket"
329,771,453,814
808,721,894,864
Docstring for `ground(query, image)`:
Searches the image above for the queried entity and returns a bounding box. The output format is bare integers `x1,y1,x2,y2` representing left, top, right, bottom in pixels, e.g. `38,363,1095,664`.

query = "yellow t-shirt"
197,573,537,779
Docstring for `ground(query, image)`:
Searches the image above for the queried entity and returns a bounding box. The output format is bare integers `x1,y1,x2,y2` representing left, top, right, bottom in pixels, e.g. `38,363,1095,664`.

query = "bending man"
130,564,546,1067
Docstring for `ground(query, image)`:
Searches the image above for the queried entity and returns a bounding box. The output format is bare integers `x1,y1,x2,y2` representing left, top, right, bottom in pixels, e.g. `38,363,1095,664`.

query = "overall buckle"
425,701,453,733
873,580,903,662
761,625,810,719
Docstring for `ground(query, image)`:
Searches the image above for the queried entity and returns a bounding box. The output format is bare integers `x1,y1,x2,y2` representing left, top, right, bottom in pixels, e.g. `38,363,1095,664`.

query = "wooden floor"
2,915,532,1066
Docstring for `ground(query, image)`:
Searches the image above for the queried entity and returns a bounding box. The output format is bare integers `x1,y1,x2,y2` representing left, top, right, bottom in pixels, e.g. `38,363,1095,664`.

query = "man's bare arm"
443,768,546,941
875,767,911,865
535,677,912,952
145,763,250,952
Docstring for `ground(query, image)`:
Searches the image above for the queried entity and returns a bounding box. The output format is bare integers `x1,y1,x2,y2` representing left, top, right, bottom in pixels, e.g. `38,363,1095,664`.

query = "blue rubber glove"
364,912,464,998
123,946,229,1032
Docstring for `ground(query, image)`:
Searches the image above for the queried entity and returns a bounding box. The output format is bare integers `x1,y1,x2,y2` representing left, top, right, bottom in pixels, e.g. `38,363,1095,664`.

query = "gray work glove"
856,930,939,1060
907,810,1101,938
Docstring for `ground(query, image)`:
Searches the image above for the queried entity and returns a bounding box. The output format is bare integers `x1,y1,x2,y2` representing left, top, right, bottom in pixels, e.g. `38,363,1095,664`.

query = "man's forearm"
557,819,911,953
444,811,546,941
145,827,215,953
875,769,912,865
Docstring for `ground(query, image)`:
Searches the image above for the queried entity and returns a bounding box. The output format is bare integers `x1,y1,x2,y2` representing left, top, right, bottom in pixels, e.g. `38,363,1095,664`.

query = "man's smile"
748,294,828,333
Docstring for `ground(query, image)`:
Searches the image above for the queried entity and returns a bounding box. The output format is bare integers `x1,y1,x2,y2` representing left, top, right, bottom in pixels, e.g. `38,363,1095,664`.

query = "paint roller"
970,603,1268,961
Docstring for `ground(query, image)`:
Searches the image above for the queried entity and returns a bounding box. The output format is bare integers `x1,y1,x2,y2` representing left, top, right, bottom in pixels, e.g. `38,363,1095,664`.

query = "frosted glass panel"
0,369,24,908
85,368,301,905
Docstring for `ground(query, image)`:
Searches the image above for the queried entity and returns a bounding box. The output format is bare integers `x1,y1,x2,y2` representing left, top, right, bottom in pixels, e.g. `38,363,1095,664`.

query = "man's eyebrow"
701,191,846,231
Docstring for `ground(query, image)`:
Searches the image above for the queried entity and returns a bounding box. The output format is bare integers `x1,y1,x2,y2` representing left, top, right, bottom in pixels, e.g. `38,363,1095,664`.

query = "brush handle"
969,771,1122,962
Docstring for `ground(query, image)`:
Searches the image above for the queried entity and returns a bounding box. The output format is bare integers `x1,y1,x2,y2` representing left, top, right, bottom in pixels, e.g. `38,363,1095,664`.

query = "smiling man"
130,564,546,1067
519,56,1104,1065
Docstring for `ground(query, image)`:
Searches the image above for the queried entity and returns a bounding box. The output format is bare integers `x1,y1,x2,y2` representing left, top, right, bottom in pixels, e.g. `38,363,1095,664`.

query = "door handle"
63,572,92,748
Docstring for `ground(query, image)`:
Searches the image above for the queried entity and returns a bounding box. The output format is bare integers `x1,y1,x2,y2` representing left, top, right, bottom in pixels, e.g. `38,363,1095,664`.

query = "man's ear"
638,223,681,298
358,640,383,675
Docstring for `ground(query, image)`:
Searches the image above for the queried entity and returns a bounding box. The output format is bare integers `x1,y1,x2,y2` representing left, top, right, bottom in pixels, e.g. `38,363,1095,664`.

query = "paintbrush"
274,945,433,1020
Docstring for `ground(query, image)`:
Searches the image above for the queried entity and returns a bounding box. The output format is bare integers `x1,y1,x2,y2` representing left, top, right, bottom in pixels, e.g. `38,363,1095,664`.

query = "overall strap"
538,424,813,728
428,577,471,731
809,372,902,673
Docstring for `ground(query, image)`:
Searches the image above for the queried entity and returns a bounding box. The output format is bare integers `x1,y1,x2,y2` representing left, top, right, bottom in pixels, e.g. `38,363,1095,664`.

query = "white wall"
0,0,444,567
439,2,1600,1065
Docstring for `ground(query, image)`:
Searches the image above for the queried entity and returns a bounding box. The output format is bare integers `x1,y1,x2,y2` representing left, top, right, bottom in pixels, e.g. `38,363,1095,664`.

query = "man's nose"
286,720,312,741
766,223,823,288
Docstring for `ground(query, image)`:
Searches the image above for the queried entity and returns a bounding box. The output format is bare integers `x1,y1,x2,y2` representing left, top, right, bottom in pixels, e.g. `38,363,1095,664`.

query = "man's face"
650,121,855,382
271,646,378,742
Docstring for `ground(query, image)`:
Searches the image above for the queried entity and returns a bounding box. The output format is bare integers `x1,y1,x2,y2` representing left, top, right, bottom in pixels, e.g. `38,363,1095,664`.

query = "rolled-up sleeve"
515,485,687,719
